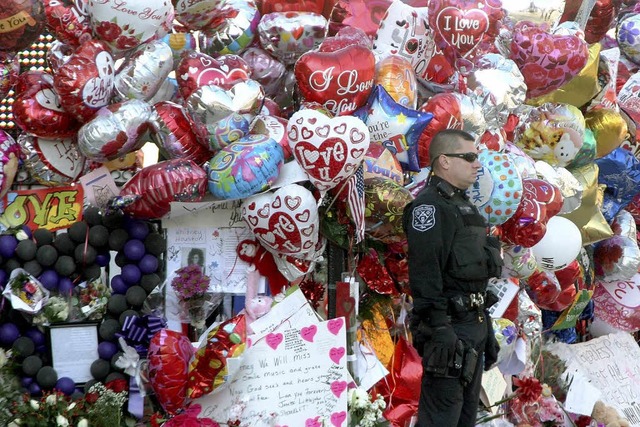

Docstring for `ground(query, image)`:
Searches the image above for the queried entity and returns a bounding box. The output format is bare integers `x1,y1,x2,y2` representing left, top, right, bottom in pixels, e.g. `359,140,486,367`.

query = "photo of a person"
182,247,206,274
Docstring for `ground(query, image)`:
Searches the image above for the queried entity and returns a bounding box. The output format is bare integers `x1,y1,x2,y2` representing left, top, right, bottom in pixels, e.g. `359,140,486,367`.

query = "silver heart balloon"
114,40,174,102
18,133,86,186
186,79,264,151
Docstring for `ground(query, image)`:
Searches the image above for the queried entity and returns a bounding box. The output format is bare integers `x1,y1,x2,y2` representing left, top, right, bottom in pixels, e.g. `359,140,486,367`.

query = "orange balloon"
375,56,417,109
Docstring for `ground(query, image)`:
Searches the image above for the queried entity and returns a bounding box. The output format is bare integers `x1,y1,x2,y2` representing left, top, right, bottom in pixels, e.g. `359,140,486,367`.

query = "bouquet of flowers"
170,264,222,331
347,387,387,427
32,296,70,326
73,278,110,321
2,269,48,314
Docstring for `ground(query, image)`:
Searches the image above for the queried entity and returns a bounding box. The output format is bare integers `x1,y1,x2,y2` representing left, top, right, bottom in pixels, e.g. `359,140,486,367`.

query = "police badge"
412,204,435,232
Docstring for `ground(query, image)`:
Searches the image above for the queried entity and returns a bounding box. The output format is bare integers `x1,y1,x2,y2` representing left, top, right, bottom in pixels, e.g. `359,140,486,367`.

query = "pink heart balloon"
241,183,319,258
509,24,589,99
287,109,370,192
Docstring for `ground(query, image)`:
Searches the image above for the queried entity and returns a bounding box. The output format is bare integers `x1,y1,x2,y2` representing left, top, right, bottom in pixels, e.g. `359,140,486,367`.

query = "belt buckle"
469,293,484,307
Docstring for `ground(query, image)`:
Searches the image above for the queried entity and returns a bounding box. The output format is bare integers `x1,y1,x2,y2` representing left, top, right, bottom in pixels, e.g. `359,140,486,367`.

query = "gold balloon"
586,108,630,158
526,43,601,109
561,163,613,244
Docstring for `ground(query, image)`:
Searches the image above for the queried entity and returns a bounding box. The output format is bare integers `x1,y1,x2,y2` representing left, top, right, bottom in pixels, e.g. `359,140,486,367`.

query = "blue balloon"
206,134,284,200
595,148,640,222
354,85,432,172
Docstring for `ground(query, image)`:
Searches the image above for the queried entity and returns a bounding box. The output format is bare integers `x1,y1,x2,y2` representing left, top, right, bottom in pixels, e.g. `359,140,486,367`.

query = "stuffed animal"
243,267,273,334
591,400,630,427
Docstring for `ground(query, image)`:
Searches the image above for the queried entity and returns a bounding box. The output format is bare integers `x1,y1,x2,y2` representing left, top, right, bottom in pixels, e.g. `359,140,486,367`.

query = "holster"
461,347,479,386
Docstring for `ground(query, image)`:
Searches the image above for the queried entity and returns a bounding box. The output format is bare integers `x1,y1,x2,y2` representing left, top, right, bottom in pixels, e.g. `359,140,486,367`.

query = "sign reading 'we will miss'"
196,315,349,426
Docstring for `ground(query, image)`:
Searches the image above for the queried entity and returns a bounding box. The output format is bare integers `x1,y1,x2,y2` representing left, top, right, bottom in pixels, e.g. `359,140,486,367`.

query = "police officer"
403,129,501,427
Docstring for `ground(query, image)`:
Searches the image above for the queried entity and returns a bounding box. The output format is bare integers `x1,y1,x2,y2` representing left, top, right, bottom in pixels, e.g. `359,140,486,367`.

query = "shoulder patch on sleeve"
412,204,436,232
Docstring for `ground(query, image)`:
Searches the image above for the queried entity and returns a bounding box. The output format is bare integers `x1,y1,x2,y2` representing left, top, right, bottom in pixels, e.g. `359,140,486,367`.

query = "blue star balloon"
354,85,432,172
595,147,640,222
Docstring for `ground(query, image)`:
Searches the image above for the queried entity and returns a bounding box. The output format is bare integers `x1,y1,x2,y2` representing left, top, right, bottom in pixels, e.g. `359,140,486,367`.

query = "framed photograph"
47,322,100,385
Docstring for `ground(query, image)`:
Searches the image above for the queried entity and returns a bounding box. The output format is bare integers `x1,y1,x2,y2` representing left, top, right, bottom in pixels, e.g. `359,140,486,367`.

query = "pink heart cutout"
330,380,347,398
305,417,322,427
266,333,283,350
331,411,347,427
329,347,346,364
300,325,317,342
327,318,344,335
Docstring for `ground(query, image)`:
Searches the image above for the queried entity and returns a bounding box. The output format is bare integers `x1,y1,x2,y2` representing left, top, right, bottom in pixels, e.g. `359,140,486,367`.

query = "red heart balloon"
327,0,392,40
295,44,375,116
320,26,371,53
510,24,589,99
0,0,46,54
259,0,324,14
418,92,463,167
526,269,561,311
428,0,504,72
53,40,115,122
176,51,251,101
43,0,92,46
12,72,80,138
529,178,563,218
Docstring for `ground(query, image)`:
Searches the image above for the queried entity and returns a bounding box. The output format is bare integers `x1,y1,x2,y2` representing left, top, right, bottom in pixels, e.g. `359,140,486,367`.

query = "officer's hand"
424,325,457,375
484,313,500,370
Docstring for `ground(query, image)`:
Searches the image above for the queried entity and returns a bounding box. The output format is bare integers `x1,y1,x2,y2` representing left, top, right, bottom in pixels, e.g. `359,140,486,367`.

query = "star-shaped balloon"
354,85,432,171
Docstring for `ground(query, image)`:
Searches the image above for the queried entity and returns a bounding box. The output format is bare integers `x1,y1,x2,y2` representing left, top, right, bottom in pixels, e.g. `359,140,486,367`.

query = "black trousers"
417,312,488,427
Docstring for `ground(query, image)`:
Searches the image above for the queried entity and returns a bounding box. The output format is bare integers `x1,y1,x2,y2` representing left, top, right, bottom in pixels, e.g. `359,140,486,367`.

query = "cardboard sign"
0,185,83,231
550,332,640,424
195,317,348,425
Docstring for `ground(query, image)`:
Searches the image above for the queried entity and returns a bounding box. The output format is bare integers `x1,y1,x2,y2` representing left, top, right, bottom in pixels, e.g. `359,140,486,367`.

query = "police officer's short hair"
430,129,475,171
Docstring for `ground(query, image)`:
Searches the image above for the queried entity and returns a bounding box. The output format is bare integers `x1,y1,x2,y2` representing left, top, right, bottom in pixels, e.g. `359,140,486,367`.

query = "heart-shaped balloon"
206,134,284,200
0,130,22,199
241,183,319,258
374,0,454,83
187,79,264,151
617,12,640,66
510,23,589,99
13,72,80,138
53,40,115,123
46,40,74,73
241,47,286,98
120,159,208,219
418,92,463,167
150,101,212,165
43,0,92,46
320,26,372,53
295,44,375,116
428,0,504,73
174,0,221,30
77,99,153,162
258,11,327,65
176,51,251,101
198,0,259,55
88,0,174,54
0,0,46,54
287,109,370,192
114,40,174,102
18,133,86,186
0,53,19,100
328,0,391,41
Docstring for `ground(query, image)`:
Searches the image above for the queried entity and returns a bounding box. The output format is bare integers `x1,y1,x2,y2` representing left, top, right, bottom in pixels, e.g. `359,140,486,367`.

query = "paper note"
249,289,318,341
78,166,119,208
480,367,508,415
195,318,349,425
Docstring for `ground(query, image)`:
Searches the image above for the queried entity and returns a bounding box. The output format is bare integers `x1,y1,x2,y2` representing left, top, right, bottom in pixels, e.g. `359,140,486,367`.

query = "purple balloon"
0,234,18,258
38,269,59,291
138,254,159,274
110,274,128,294
58,277,74,294
127,220,150,240
123,239,145,261
55,377,76,395
96,252,111,267
24,328,45,347
97,341,118,360
0,322,20,346
22,376,34,387
28,382,41,395
121,264,141,285
0,269,7,287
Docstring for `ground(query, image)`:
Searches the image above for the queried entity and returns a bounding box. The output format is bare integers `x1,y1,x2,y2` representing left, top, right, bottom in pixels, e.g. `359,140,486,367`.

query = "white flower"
0,348,8,368
29,400,39,410
15,230,28,241
8,419,21,427
77,419,88,427
56,414,69,426
45,394,57,405
68,402,76,411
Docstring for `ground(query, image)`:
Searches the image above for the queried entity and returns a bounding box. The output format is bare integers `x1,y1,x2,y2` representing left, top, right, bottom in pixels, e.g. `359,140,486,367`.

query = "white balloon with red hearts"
241,183,319,259
87,0,174,55
287,109,370,193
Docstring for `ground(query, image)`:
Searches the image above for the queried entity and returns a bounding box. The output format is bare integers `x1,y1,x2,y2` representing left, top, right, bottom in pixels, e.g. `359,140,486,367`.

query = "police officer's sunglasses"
442,152,479,162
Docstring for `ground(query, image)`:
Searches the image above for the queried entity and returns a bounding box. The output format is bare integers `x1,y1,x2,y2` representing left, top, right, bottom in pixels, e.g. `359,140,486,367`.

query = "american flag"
346,164,365,243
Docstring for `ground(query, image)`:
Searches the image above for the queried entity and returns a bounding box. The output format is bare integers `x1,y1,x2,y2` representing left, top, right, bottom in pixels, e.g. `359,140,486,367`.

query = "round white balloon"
532,216,582,271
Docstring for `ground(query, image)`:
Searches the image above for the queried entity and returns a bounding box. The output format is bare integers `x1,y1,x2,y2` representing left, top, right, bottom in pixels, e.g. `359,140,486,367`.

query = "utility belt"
447,292,489,322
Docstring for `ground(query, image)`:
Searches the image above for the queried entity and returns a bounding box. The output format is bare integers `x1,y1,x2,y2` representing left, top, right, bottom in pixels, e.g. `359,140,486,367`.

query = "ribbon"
116,315,167,358
127,375,144,419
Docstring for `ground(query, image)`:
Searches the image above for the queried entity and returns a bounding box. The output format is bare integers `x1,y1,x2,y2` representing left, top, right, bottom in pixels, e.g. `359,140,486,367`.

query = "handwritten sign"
0,186,83,232
196,317,348,425
550,332,640,424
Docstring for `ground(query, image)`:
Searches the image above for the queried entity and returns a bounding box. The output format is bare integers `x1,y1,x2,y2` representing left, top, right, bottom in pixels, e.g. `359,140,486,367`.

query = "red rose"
115,35,140,50
105,378,128,393
95,21,122,42
85,392,99,404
